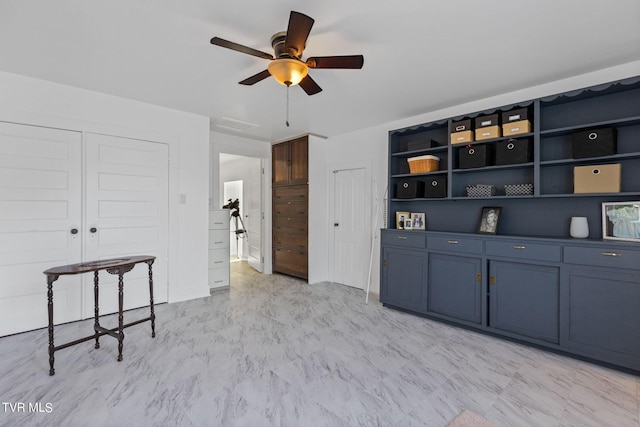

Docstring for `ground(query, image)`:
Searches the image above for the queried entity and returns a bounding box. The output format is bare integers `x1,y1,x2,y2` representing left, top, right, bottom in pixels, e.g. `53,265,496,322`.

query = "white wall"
321,60,640,297
0,70,211,303
308,135,329,284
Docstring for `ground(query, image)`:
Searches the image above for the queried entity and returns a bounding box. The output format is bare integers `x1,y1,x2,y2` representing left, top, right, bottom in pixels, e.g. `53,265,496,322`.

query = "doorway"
219,153,263,272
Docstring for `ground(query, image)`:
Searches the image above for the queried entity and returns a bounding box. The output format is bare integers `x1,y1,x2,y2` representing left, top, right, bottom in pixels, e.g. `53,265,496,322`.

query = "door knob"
90,227,97,233
70,228,78,235
334,223,339,227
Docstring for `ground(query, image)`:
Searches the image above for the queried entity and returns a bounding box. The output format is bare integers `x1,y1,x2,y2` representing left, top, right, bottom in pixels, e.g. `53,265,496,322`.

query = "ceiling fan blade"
210,37,274,60
239,69,271,85
306,55,364,69
284,11,314,57
299,75,322,95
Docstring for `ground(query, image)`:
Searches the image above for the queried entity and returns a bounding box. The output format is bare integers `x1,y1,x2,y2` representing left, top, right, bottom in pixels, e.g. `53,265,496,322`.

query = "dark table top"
43,255,155,276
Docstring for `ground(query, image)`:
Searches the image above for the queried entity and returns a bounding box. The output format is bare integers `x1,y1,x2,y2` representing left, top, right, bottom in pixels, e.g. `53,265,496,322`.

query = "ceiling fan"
210,11,364,95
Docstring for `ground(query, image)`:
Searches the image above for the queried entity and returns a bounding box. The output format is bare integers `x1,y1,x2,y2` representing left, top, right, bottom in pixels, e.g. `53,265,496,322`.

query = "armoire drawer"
273,186,308,203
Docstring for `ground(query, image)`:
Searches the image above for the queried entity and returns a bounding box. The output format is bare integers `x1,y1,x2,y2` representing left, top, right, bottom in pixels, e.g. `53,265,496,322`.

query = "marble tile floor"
1,261,639,427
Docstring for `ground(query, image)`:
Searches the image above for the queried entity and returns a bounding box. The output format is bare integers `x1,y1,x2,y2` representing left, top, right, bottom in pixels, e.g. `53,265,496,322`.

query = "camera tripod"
223,198,248,258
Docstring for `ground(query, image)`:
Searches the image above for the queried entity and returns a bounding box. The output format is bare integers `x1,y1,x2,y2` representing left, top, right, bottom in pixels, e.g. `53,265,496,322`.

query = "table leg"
117,271,124,362
147,261,156,338
93,271,100,349
47,274,58,376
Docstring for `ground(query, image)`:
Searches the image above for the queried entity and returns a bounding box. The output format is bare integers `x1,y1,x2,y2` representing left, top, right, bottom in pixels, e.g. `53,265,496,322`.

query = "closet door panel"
83,133,169,316
0,122,83,336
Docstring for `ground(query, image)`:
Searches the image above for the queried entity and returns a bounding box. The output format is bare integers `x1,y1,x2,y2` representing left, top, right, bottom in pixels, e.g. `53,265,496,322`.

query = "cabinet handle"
397,236,407,240
513,245,526,249
214,241,224,244
214,261,223,264
602,252,622,257
447,240,459,244
476,273,482,282
490,275,496,285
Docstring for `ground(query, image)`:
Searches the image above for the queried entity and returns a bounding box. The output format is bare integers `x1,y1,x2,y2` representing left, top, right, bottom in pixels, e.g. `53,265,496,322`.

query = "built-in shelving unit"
387,76,640,238
381,76,640,374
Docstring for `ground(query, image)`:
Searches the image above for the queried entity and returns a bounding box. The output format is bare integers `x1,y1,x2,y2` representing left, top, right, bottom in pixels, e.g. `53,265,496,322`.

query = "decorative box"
475,125,501,141
475,114,499,128
451,119,473,132
407,155,440,174
396,180,425,199
571,127,617,159
458,144,494,169
407,139,439,151
501,107,530,123
504,183,534,196
424,177,447,198
451,130,474,144
495,138,532,165
466,184,496,198
573,163,621,194
502,119,531,136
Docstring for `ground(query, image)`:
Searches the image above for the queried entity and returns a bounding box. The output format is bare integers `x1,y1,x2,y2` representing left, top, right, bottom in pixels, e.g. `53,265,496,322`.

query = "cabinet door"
289,137,308,185
428,253,482,324
489,260,559,343
381,247,428,313
272,142,290,186
562,267,640,370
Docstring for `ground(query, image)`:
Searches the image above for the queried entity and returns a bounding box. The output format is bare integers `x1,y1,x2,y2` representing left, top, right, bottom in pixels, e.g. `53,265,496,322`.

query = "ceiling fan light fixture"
267,58,308,87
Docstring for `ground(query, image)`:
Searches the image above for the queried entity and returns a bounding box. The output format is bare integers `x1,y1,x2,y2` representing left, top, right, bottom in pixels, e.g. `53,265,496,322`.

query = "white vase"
570,216,589,238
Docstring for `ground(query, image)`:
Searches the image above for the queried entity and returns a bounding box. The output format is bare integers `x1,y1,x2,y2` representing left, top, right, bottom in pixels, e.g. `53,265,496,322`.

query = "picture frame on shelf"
477,207,501,234
411,212,426,230
404,219,413,230
396,211,410,229
602,201,640,242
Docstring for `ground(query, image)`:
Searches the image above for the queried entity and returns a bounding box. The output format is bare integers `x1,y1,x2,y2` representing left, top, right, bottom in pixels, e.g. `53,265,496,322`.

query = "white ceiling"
1,0,639,142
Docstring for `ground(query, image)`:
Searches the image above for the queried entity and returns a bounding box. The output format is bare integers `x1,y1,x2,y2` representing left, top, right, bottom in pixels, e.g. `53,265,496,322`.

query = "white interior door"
332,168,369,289
247,158,263,272
83,133,169,316
0,122,83,336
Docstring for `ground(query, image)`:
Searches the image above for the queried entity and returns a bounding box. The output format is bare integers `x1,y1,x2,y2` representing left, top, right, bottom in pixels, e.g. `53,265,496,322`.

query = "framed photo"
404,219,413,230
602,201,640,242
477,207,501,234
396,211,410,229
411,212,426,230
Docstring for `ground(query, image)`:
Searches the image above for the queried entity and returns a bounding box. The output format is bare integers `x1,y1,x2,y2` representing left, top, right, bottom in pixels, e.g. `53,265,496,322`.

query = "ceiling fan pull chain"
286,85,290,127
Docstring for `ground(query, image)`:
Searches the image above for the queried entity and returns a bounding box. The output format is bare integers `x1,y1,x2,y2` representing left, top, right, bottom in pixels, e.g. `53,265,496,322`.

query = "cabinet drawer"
208,248,228,265
209,267,229,288
208,229,230,249
381,232,426,249
209,210,229,228
427,236,483,254
486,240,561,262
564,246,640,270
273,185,308,203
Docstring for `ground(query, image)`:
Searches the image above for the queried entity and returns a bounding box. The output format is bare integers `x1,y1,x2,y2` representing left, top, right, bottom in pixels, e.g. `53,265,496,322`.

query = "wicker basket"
407,155,440,174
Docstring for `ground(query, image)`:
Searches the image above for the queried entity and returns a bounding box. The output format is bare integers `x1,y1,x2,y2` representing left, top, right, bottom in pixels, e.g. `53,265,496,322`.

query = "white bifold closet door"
0,122,169,337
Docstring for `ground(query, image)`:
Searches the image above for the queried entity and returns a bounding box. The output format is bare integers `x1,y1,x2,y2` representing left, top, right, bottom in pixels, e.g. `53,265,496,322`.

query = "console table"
43,255,156,375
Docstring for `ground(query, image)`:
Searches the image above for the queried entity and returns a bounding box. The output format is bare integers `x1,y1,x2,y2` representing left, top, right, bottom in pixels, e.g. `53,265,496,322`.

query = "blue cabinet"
381,244,428,314
428,253,482,324
489,260,559,343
